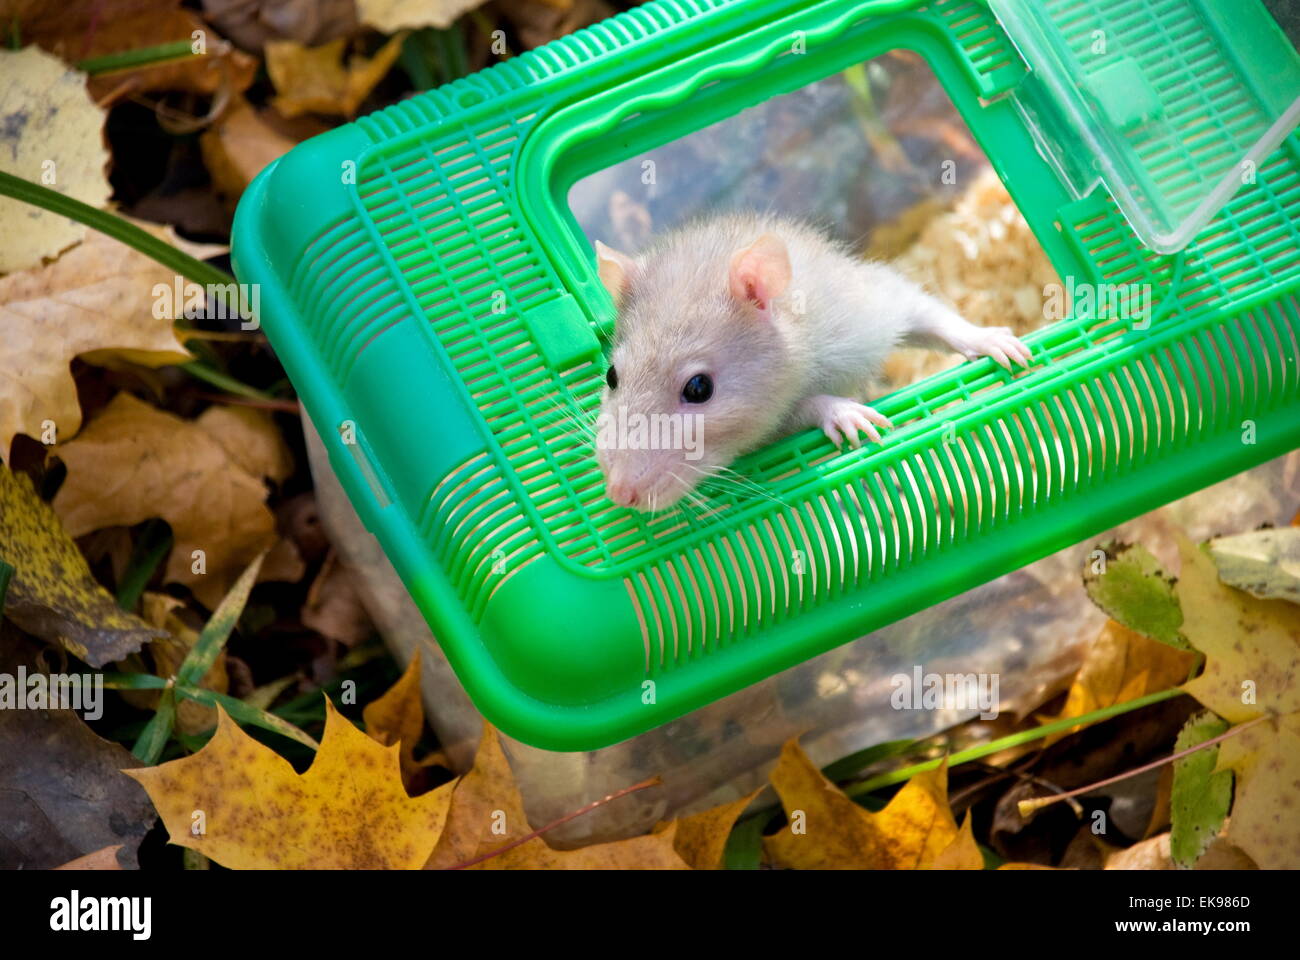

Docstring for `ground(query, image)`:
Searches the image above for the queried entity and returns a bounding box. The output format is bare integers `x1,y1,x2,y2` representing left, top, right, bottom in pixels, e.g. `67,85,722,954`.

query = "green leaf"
723,810,767,870
175,684,319,750
1170,711,1232,869
176,551,265,688
116,519,172,612
1083,541,1187,648
133,686,176,765
100,671,169,691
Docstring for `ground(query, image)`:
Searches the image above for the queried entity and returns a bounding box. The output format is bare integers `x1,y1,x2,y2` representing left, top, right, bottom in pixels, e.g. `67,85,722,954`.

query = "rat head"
594,230,797,512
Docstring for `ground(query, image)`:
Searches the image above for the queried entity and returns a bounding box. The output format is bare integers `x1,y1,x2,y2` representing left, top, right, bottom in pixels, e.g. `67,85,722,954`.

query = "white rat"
593,212,1032,512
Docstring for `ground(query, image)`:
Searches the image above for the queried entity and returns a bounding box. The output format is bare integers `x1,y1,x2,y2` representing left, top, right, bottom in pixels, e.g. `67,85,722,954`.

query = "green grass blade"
175,683,319,750
132,687,176,764
115,519,172,612
176,552,265,688
100,671,170,691
77,41,196,75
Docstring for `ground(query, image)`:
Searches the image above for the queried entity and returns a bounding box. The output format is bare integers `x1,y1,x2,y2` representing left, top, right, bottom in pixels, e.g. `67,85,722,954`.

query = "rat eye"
606,365,618,390
681,373,713,404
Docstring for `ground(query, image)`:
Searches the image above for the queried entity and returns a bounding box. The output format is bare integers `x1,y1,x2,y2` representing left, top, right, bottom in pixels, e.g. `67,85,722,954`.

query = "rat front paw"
809,395,893,450
960,326,1033,371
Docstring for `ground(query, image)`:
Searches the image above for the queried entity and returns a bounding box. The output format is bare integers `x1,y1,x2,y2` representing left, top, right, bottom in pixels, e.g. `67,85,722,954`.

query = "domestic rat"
593,212,1032,512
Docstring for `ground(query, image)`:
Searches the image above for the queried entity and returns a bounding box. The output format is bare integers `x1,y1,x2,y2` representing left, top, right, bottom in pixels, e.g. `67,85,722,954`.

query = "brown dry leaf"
54,845,124,870
264,34,405,118
200,0,359,50
1043,619,1196,745
126,699,454,868
195,405,294,485
0,465,165,666
139,592,229,735
763,739,976,870
301,549,374,646
0,218,226,461
8,0,256,103
0,46,112,274
1177,536,1300,868
930,813,985,870
1105,832,1257,870
498,0,612,49
51,393,279,608
201,97,300,203
426,724,689,869
664,788,762,870
357,0,489,32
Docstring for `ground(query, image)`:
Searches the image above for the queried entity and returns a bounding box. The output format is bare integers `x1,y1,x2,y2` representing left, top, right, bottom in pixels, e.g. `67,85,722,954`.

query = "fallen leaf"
1208,527,1300,605
0,465,164,666
301,549,374,646
1105,832,1257,870
1043,619,1195,745
763,739,973,869
51,393,280,608
1082,542,1186,648
0,46,111,274
1177,536,1300,868
357,0,488,32
1170,711,1231,868
930,813,985,870
426,724,688,869
0,218,226,461
0,631,156,868
264,34,405,118
125,698,454,868
200,96,299,203
665,788,761,870
8,0,256,103
363,649,428,787
195,404,294,485
199,0,359,50
54,845,124,869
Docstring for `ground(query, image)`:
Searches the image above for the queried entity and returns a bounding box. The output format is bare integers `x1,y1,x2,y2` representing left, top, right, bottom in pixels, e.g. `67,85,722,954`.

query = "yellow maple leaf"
426,724,689,870
0,46,111,273
0,218,227,462
363,649,441,788
665,788,762,870
1043,619,1195,745
763,738,975,869
124,698,454,869
51,393,287,608
1177,536,1300,868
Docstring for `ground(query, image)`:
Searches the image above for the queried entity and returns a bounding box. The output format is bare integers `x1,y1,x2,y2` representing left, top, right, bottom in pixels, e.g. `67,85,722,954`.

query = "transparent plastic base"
306,418,1297,844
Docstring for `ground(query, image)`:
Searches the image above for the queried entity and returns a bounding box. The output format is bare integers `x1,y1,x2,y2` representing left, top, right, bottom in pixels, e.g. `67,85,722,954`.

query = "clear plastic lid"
990,0,1300,254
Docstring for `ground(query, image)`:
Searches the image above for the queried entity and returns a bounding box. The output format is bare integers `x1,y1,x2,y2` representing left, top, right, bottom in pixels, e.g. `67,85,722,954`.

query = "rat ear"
595,241,637,305
728,233,791,311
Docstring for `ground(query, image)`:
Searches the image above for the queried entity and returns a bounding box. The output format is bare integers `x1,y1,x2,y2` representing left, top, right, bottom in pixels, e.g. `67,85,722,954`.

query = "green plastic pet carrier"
232,0,1300,751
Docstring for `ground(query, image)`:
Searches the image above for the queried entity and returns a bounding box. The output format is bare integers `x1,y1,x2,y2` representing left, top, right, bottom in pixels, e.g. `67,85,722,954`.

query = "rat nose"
605,466,642,507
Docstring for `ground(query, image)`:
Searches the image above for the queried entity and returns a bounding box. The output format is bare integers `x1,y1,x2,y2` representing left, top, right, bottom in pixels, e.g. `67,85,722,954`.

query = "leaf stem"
1017,713,1266,817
